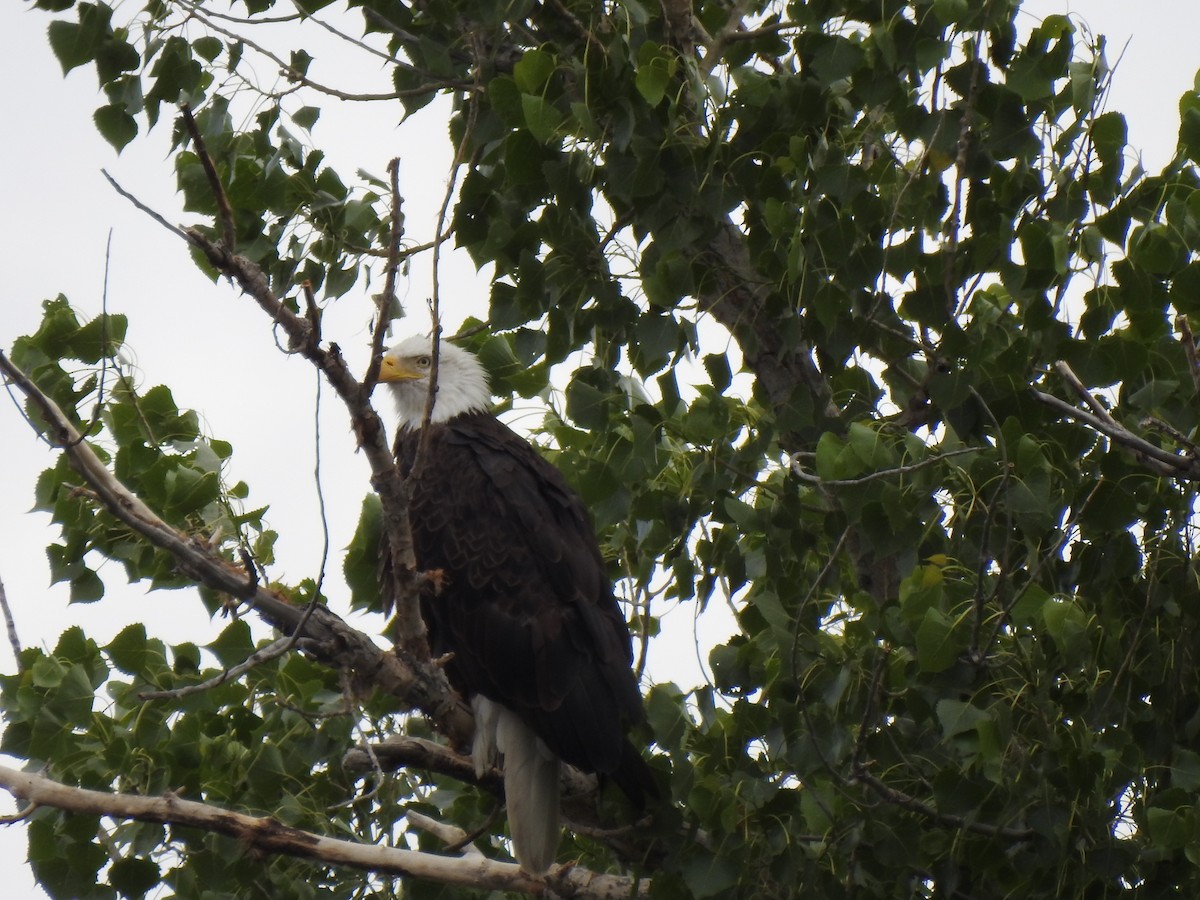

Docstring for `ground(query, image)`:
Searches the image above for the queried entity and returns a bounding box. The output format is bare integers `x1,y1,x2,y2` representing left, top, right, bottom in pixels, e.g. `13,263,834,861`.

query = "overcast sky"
3,1,1200,896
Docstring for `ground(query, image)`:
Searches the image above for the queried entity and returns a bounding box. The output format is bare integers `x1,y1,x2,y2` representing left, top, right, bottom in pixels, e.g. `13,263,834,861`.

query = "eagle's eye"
416,355,432,368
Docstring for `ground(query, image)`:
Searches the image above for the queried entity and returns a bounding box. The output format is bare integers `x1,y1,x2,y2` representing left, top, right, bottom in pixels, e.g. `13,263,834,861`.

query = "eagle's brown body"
380,337,653,873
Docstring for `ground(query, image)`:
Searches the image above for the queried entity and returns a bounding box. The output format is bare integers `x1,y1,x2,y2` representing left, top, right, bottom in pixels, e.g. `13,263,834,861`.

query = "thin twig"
406,810,486,857
945,33,983,318
180,1,475,100
850,768,1034,841
0,573,22,670
789,527,850,684
0,800,37,825
411,84,482,478
138,636,296,701
543,0,603,51
310,367,331,603
1141,416,1199,453
180,104,236,250
299,4,402,66
100,171,189,241
364,158,406,392
789,446,979,486
849,646,890,774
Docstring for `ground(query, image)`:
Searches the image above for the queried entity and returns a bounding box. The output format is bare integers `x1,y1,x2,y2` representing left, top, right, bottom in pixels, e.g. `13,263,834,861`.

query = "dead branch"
0,765,647,897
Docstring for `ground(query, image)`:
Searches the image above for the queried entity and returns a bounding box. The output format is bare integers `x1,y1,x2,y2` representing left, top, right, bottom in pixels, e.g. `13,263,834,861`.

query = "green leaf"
74,312,128,361
1129,223,1188,274
109,856,161,898
703,353,731,393
1090,111,1127,168
635,42,677,107
513,48,555,93
1172,749,1200,791
520,93,564,144
931,0,969,25
208,620,255,668
191,35,222,62
936,699,990,740
69,566,105,603
290,48,313,77
344,494,383,612
292,105,320,131
1147,805,1189,853
105,624,149,676
682,854,740,899
93,102,138,150
916,608,964,673
47,6,106,75
1180,101,1200,164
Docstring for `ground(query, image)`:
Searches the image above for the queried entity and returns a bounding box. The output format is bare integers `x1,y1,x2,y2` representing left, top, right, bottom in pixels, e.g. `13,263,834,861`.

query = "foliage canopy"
7,0,1200,897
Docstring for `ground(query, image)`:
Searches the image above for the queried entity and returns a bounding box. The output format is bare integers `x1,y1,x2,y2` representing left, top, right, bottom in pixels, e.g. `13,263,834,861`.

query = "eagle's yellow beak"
378,354,424,383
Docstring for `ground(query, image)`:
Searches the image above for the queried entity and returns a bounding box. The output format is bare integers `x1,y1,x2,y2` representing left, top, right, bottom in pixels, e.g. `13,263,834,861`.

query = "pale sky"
2,1,1199,895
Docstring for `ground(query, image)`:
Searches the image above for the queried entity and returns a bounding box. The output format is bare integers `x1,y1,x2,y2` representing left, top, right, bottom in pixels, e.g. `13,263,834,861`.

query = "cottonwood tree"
5,0,1200,896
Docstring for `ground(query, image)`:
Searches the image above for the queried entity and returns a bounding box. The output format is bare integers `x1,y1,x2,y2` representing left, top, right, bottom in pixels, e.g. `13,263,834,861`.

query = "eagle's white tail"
473,696,561,873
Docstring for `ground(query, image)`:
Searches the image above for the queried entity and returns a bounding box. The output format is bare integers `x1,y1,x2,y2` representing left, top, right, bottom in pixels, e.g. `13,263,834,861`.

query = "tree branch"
342,737,660,868
0,765,647,897
1029,361,1200,478
0,572,21,670
108,134,433,666
697,219,838,428
180,104,236,250
0,348,473,746
850,766,1035,841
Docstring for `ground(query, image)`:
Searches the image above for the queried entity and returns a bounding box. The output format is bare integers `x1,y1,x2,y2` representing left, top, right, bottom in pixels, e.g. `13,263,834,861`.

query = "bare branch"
0,765,647,897
1054,361,1121,429
0,573,22,670
100,171,190,242
171,221,435,664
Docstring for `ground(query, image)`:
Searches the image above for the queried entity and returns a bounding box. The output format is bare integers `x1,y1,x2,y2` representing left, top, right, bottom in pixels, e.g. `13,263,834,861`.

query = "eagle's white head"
378,335,491,425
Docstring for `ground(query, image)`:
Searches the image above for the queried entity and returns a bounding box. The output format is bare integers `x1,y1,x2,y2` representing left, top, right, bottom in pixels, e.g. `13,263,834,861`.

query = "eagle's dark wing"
395,412,652,802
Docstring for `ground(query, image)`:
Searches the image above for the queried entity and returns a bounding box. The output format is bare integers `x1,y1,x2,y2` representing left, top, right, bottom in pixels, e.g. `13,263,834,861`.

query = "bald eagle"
379,335,655,873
